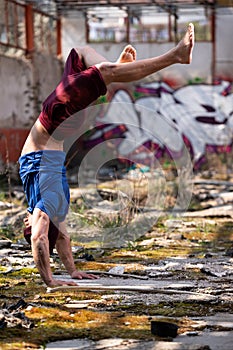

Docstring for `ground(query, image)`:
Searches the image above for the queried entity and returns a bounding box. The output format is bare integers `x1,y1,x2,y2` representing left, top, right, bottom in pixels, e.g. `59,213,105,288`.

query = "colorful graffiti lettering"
84,80,233,169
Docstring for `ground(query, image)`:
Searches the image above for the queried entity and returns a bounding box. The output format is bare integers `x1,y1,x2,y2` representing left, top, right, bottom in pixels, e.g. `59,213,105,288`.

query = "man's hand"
71,270,98,280
46,271,98,288
47,278,78,287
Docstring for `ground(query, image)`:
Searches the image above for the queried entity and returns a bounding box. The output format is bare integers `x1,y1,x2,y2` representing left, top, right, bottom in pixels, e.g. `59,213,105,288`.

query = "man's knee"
74,45,93,58
96,61,116,85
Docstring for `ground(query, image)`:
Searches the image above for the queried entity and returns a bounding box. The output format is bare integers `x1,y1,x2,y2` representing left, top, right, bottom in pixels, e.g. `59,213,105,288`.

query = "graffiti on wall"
84,80,233,170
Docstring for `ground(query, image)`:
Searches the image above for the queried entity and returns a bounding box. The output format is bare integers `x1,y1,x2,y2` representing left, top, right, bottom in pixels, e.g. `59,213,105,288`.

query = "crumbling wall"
0,52,63,175
0,54,33,128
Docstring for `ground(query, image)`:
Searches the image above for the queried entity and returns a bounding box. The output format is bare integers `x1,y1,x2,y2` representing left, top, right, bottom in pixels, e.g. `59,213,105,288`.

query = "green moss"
1,296,230,350
0,306,151,349
0,225,15,240
0,214,232,349
112,300,232,318
9,267,38,277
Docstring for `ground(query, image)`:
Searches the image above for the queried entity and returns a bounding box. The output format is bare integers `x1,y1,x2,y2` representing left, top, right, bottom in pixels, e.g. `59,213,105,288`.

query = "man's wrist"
70,269,78,277
44,276,54,286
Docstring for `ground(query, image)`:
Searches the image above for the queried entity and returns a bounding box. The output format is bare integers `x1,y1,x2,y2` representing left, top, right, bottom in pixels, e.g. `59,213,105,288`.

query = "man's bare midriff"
21,119,64,156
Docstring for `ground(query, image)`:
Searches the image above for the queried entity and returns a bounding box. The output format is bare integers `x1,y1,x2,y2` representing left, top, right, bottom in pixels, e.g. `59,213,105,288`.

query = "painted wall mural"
84,80,233,170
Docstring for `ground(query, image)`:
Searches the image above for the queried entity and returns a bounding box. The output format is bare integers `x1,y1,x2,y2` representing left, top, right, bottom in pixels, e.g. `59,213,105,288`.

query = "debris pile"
0,299,34,329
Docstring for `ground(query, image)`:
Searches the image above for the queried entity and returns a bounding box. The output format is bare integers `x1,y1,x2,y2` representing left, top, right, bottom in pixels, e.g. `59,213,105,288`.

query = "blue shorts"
19,150,70,222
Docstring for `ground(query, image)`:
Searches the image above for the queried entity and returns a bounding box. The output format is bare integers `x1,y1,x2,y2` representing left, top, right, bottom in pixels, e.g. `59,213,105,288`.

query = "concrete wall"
0,52,62,169
32,52,63,114
0,54,33,129
216,12,233,79
0,53,62,129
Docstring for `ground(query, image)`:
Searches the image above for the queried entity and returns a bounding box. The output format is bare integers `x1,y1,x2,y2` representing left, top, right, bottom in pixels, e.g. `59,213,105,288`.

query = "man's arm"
56,222,97,280
31,209,78,287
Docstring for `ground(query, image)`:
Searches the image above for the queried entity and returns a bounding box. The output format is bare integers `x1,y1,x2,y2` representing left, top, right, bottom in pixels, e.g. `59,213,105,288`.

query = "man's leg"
76,43,136,68
74,46,108,67
31,208,77,287
23,212,59,255
96,23,194,85
31,208,52,285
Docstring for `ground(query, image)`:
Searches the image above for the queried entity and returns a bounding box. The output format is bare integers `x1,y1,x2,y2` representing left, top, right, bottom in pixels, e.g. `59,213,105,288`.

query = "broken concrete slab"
45,337,212,350
191,313,233,330
177,331,233,350
0,201,13,210
0,239,12,249
47,276,218,303
45,314,233,349
183,204,233,218
0,299,34,330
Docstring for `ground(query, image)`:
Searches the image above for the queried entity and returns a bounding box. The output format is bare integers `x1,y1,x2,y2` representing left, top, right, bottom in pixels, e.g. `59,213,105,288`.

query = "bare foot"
176,23,195,64
117,44,137,63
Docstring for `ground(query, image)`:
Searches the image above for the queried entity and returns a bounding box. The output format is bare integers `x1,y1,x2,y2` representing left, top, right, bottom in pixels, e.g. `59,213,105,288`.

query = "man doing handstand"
19,23,195,287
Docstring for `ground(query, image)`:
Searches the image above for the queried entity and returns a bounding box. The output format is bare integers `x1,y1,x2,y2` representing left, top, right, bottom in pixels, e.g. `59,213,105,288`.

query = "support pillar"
25,3,34,57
